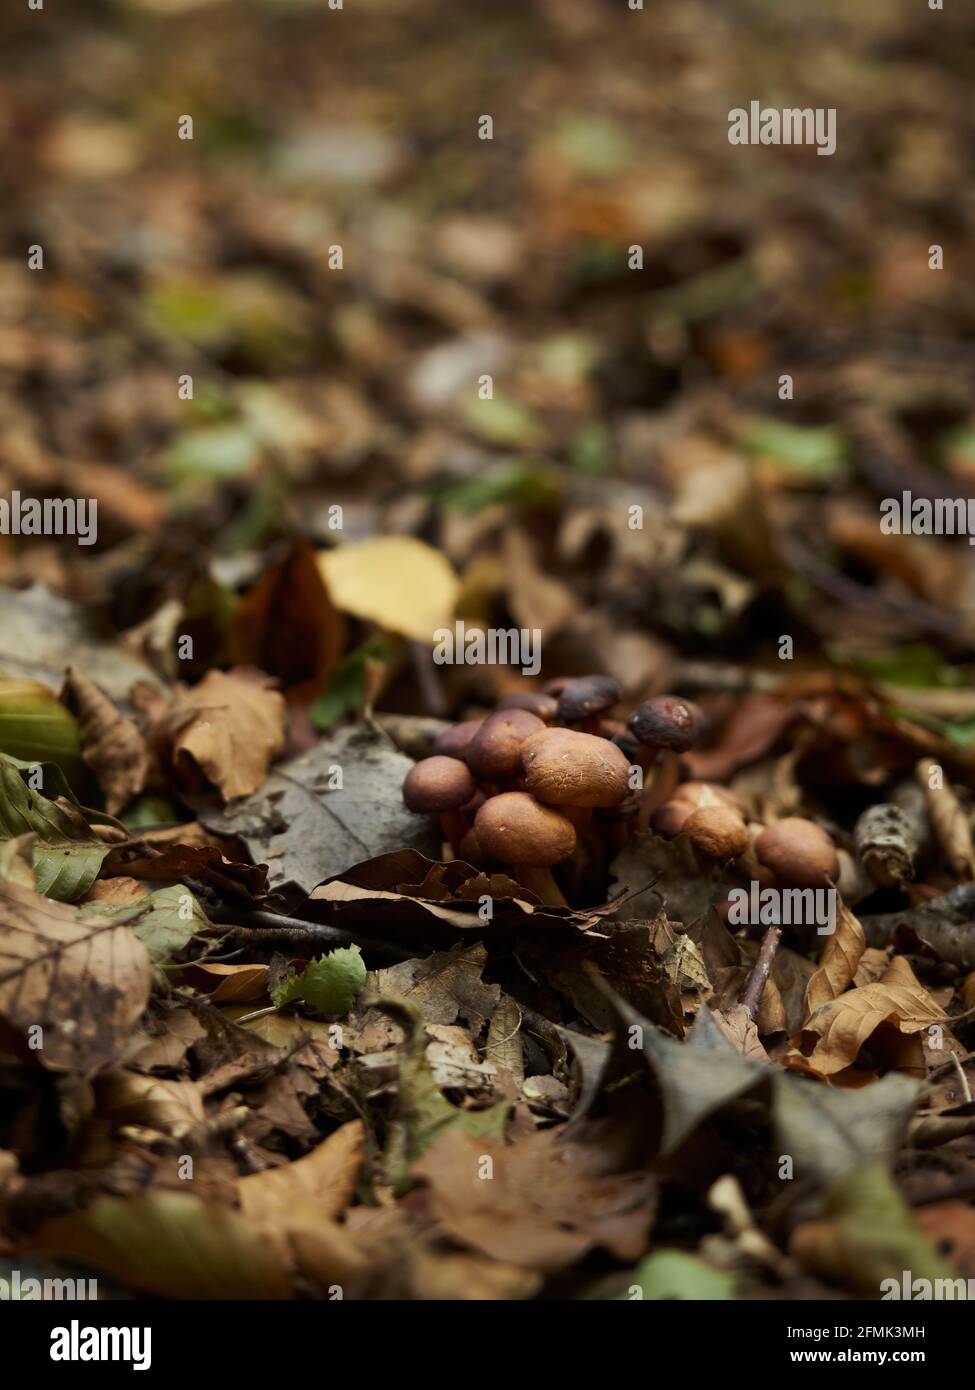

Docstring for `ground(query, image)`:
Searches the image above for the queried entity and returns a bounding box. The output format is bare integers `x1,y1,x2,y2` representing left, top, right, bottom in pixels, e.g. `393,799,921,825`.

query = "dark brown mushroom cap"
403,756,476,814
556,675,621,725
465,709,546,779
496,691,559,722
474,791,576,867
682,805,749,860
520,727,631,808
755,818,839,888
651,799,694,839
541,676,574,697
628,695,704,752
433,719,483,761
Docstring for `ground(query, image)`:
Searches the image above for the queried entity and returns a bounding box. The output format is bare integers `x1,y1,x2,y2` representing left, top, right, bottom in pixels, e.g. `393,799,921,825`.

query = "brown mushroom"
433,719,483,761
682,805,750,861
627,695,705,831
754,817,839,888
403,755,476,856
496,691,559,722
465,708,545,781
556,675,621,733
520,727,631,810
474,791,576,906
650,799,694,839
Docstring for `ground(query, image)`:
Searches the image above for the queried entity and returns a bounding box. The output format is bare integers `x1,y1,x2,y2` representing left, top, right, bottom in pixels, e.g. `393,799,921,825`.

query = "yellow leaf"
318,538,459,642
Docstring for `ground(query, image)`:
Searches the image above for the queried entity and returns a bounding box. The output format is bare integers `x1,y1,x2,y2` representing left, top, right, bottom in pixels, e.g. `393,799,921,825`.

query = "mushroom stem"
513,864,569,908
636,749,681,832
439,810,468,858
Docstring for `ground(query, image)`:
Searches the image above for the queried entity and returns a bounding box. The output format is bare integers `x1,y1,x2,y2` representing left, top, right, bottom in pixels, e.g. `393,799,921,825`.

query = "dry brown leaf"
80,876,147,907
0,879,151,1072
181,961,269,1003
789,956,946,1080
804,905,866,1017
61,666,152,815
714,1005,771,1060
161,668,285,800
413,1125,655,1274
239,1119,364,1225
917,758,975,880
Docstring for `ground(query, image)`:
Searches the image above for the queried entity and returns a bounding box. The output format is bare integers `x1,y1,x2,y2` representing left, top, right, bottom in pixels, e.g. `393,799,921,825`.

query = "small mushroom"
650,799,694,839
682,805,750,862
403,755,476,855
754,817,839,888
627,695,705,831
556,675,621,733
474,791,576,907
433,719,483,761
496,691,559,722
520,727,631,809
465,708,546,781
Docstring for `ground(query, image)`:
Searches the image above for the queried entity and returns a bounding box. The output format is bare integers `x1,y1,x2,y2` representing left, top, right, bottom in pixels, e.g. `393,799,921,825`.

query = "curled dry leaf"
159,668,286,801
803,904,866,1017
61,667,151,815
0,879,151,1073
789,956,946,1081
239,1119,364,1225
917,757,975,880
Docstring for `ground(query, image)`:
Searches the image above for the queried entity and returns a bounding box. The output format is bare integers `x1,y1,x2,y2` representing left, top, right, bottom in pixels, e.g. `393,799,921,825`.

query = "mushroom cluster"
402,678,841,915
403,678,715,906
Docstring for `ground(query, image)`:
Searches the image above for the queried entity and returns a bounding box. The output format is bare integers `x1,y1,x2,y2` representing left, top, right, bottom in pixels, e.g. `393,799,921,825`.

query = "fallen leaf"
61,667,151,815
159,668,285,800
204,724,439,900
790,956,946,1080
239,1119,364,1225
318,537,459,643
413,1124,655,1274
0,879,151,1072
803,905,866,1016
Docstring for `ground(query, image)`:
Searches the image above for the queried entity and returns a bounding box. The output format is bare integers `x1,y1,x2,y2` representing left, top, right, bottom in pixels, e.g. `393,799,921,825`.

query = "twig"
206,904,416,962
740,926,782,1020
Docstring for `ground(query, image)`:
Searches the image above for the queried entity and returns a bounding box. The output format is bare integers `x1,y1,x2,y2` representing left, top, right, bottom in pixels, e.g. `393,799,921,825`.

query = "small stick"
206,905,416,962
739,926,782,1019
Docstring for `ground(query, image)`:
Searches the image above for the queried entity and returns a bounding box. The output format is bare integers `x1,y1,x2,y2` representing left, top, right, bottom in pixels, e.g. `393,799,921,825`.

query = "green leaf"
80,885,207,968
463,392,541,448
310,639,390,731
739,416,849,484
429,460,559,515
0,755,120,903
165,423,262,485
0,680,84,787
33,841,109,902
272,944,367,1016
625,1251,735,1300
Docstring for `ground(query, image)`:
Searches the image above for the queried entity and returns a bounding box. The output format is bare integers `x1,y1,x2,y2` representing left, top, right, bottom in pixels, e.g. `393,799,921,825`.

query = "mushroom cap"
628,695,704,752
474,791,576,867
465,709,546,779
520,727,631,808
682,805,750,860
541,676,574,697
496,691,559,722
755,817,839,888
557,675,621,725
651,799,694,839
433,719,483,760
673,781,746,815
403,756,476,814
